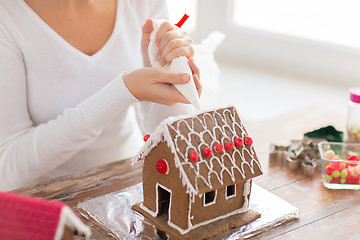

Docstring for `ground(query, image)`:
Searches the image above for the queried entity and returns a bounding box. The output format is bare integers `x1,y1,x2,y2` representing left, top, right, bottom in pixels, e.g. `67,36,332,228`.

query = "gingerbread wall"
142,141,191,230
189,182,248,226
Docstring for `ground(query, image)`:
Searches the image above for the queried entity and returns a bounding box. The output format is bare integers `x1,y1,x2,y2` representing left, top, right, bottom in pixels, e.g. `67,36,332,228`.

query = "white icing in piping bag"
148,19,201,110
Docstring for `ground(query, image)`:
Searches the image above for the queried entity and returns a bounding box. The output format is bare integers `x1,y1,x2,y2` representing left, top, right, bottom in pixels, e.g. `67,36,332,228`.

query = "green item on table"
304,125,343,142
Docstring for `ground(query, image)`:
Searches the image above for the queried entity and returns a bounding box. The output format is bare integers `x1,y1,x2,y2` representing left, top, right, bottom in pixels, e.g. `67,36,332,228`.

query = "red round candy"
346,175,356,184
330,177,341,184
225,142,234,150
203,147,212,157
347,155,359,167
234,137,243,147
143,134,150,142
189,151,199,162
245,136,253,145
156,159,168,174
215,144,223,152
325,166,333,175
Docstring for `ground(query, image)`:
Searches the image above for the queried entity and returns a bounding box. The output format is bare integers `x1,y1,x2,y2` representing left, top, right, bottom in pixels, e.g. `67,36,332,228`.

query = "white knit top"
0,0,193,190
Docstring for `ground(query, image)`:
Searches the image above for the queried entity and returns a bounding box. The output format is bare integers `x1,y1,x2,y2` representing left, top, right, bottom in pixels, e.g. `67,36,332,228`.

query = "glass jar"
345,86,360,143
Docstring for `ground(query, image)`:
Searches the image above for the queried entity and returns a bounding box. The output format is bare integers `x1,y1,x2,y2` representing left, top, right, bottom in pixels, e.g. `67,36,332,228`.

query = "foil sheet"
78,183,299,239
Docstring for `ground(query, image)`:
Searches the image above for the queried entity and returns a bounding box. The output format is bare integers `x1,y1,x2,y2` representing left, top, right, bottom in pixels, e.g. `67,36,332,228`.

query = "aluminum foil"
78,183,299,239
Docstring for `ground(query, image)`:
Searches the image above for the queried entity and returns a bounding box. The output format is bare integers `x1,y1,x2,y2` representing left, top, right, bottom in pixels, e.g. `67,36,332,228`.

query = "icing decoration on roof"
203,147,212,157
143,134,150,142
190,151,199,162
156,159,169,174
225,142,234,150
133,107,263,197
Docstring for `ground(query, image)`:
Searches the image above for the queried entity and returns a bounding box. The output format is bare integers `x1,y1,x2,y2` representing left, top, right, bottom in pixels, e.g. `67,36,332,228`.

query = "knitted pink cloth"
0,191,90,240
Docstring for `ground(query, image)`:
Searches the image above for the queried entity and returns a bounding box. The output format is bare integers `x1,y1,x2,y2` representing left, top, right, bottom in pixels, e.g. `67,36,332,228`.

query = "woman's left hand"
141,18,194,67
141,18,201,97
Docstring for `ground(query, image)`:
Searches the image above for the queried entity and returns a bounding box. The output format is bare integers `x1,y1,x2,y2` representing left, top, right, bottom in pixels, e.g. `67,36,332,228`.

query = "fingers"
156,21,194,65
141,18,154,48
188,57,200,78
193,74,202,97
155,21,176,46
141,18,154,67
123,68,192,106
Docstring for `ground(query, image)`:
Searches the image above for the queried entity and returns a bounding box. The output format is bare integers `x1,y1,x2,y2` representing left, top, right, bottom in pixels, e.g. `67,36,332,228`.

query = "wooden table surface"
15,105,360,240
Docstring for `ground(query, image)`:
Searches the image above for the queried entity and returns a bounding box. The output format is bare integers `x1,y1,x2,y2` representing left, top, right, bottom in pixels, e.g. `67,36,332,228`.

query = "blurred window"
233,0,360,49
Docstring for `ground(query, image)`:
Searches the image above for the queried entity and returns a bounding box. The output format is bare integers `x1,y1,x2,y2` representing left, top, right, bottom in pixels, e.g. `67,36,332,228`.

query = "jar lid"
350,86,360,103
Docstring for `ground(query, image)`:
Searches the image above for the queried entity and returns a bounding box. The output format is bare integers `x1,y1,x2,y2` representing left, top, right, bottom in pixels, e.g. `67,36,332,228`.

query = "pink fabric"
0,191,65,240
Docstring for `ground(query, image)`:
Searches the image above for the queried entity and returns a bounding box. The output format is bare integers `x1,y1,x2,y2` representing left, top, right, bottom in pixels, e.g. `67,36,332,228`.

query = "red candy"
203,147,212,157
143,134,150,142
346,174,359,184
347,155,359,167
325,154,360,185
215,144,223,152
245,136,253,145
330,177,341,184
225,142,234,150
234,137,243,147
189,151,198,162
156,159,168,174
325,167,333,176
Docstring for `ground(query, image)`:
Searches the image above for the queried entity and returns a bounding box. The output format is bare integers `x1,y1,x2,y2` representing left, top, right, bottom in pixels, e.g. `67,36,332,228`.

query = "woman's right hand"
123,67,197,106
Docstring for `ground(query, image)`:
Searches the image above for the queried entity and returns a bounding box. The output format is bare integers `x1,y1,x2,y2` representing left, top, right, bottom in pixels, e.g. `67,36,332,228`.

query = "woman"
0,0,201,190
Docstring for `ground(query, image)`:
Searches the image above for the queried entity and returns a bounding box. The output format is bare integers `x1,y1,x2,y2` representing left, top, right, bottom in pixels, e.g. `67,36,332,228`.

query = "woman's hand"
123,60,202,106
141,18,194,67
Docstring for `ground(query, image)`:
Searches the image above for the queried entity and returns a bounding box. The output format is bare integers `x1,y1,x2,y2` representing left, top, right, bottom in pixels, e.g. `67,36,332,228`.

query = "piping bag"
148,14,201,109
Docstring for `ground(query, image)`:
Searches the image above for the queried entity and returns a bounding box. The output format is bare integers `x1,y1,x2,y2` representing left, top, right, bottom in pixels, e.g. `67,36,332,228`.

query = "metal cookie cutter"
269,137,326,177
269,144,290,165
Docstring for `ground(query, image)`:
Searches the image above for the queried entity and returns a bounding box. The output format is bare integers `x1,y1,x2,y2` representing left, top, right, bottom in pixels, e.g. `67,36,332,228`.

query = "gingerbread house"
133,106,263,238
0,191,91,240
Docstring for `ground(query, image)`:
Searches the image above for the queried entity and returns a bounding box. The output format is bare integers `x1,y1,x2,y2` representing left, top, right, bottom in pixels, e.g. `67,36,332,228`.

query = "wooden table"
15,105,360,239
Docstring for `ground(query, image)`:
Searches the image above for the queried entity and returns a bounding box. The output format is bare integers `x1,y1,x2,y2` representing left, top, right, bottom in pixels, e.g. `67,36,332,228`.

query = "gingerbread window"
204,190,216,206
226,185,236,199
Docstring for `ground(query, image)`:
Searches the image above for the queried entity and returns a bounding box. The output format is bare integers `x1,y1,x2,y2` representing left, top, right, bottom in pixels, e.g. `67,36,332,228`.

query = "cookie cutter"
269,137,326,177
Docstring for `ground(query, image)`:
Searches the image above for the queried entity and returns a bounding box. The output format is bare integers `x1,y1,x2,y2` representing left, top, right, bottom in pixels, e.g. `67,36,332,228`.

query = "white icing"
139,182,173,218
135,107,261,234
133,107,263,198
54,206,91,240
175,180,252,234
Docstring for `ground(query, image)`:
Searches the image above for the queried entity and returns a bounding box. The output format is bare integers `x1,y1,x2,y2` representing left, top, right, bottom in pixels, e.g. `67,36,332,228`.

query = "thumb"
156,70,191,84
142,18,154,38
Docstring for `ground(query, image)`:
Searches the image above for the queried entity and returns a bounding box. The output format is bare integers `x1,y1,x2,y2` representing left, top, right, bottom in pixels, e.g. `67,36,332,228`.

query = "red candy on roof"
225,142,234,150
203,147,212,157
190,151,199,162
215,144,223,152
245,136,253,145
143,134,150,142
234,137,243,147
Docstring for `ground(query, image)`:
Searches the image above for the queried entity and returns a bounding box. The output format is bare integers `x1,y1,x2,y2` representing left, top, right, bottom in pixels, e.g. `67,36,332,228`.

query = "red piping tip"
175,14,189,28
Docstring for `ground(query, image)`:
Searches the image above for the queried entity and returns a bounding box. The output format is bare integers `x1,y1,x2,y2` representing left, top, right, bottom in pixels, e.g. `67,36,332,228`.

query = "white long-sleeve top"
0,0,193,190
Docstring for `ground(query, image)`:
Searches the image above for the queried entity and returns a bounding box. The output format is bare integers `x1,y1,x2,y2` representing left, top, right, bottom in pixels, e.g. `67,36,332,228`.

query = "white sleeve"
0,32,137,191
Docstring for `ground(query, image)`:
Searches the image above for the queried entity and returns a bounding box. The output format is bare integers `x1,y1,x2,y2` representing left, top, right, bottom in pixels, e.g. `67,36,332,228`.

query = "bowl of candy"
319,142,360,189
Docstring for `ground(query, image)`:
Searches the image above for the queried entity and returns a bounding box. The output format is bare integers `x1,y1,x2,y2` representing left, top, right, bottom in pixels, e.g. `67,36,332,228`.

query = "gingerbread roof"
0,191,91,240
134,106,263,196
